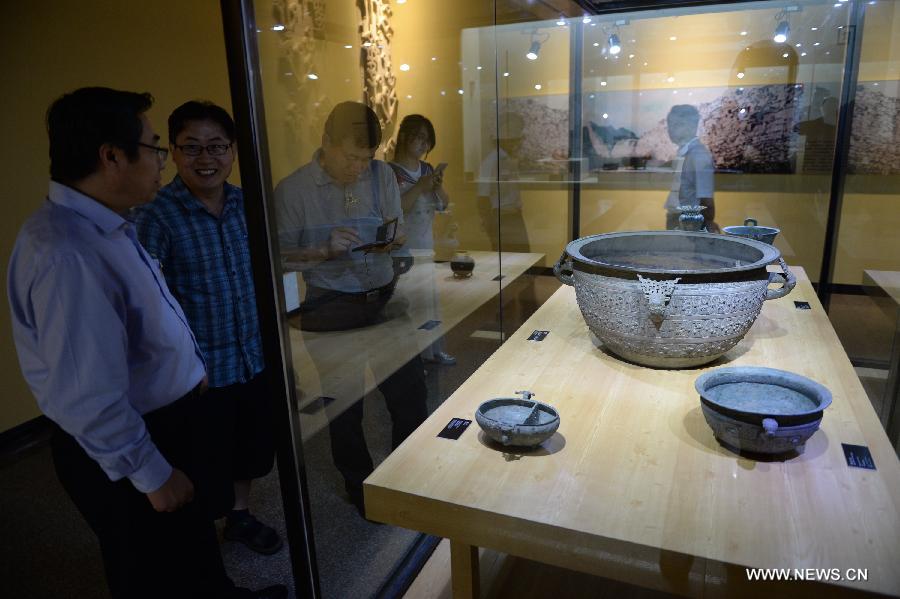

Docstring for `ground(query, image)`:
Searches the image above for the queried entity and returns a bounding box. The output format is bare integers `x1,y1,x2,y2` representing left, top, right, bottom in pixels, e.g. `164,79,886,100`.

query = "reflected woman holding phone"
390,114,456,365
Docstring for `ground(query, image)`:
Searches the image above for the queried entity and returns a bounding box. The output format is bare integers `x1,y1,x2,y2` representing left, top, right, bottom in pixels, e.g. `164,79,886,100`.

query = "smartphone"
351,218,398,252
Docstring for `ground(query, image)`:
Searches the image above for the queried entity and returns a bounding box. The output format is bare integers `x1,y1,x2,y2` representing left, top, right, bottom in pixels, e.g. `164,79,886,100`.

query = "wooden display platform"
366,266,900,598
287,251,543,438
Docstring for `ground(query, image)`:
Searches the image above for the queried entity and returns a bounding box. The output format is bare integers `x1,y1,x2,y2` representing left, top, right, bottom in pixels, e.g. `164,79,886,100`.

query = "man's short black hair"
323,101,382,149
667,104,700,129
47,87,153,183
168,100,236,145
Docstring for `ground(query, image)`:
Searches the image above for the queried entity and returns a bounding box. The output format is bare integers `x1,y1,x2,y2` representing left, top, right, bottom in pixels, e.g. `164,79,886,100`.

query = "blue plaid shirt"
134,176,264,388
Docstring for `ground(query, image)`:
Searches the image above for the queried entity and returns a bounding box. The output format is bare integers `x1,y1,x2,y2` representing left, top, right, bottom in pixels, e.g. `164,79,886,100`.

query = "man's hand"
147,468,194,512
327,227,361,257
367,232,406,254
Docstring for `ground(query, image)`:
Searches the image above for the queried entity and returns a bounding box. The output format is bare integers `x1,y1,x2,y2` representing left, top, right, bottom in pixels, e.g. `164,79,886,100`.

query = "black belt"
307,281,395,306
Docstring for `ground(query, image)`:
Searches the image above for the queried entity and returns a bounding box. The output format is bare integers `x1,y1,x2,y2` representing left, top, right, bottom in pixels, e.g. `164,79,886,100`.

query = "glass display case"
221,0,900,596
6,1,900,597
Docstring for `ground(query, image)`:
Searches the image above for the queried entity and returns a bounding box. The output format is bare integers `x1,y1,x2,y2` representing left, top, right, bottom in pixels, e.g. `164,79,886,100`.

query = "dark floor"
2,283,896,599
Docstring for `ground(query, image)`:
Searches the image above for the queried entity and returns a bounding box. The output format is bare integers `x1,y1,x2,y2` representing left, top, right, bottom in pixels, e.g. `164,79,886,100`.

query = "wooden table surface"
865,270,900,305
366,266,900,598
287,251,543,438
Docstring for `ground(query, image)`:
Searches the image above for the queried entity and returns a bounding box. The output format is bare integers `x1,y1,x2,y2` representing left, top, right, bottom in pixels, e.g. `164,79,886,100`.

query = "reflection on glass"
389,114,456,365
274,102,428,517
663,105,718,232
477,112,531,253
251,0,900,595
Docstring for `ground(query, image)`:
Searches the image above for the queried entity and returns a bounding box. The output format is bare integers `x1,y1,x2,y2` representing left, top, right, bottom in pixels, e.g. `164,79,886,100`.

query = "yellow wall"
0,0,232,432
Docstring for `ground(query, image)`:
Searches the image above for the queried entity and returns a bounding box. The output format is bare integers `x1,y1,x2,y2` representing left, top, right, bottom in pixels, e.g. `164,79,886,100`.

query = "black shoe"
224,511,284,555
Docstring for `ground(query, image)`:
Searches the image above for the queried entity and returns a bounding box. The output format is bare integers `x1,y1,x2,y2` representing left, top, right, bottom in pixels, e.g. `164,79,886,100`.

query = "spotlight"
526,40,540,60
773,21,790,43
608,34,622,55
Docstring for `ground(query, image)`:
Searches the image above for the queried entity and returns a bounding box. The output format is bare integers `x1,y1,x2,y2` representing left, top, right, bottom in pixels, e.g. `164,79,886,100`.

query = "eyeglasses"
137,142,169,162
174,143,233,157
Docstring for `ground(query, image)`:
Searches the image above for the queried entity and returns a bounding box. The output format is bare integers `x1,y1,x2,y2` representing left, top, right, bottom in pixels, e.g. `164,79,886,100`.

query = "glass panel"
831,0,900,449
484,14,570,337
249,1,565,595
576,0,851,286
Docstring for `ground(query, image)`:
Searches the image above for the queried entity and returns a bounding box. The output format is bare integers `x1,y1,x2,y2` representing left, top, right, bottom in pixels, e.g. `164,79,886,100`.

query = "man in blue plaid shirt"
134,101,282,557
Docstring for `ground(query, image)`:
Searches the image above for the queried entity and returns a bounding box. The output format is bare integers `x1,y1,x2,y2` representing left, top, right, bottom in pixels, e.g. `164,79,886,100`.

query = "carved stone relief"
273,0,327,147
357,0,398,153
274,0,398,155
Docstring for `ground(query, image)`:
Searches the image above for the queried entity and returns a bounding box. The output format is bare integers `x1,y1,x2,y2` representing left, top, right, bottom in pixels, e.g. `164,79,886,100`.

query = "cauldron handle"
765,258,796,300
554,251,575,286
762,418,779,437
744,217,758,227
637,275,680,324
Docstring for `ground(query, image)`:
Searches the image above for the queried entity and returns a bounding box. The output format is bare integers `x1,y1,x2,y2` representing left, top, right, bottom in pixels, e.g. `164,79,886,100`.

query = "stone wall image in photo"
504,97,570,169
488,82,899,175
848,85,900,175
635,85,801,173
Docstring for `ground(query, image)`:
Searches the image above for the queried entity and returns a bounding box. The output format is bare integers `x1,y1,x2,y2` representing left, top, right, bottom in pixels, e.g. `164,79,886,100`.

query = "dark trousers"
50,388,237,599
299,281,396,332
328,355,429,493
299,282,429,494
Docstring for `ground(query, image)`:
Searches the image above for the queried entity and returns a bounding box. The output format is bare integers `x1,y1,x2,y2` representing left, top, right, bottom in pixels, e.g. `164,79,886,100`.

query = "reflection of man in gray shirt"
663,105,719,232
276,110,402,295
273,102,426,518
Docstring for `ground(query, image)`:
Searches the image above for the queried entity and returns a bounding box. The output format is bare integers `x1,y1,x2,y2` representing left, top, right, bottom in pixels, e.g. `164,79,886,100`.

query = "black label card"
438,418,471,440
419,320,441,330
794,301,811,310
528,330,549,342
492,274,505,281
842,443,876,470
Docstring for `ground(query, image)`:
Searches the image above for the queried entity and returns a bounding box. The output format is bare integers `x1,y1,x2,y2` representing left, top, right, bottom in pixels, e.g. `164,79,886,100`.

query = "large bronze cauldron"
554,231,795,368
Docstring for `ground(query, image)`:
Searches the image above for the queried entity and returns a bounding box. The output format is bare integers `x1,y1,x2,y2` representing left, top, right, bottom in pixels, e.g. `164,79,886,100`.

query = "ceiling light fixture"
773,21,790,43
772,6,799,44
525,29,550,61
608,34,622,55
